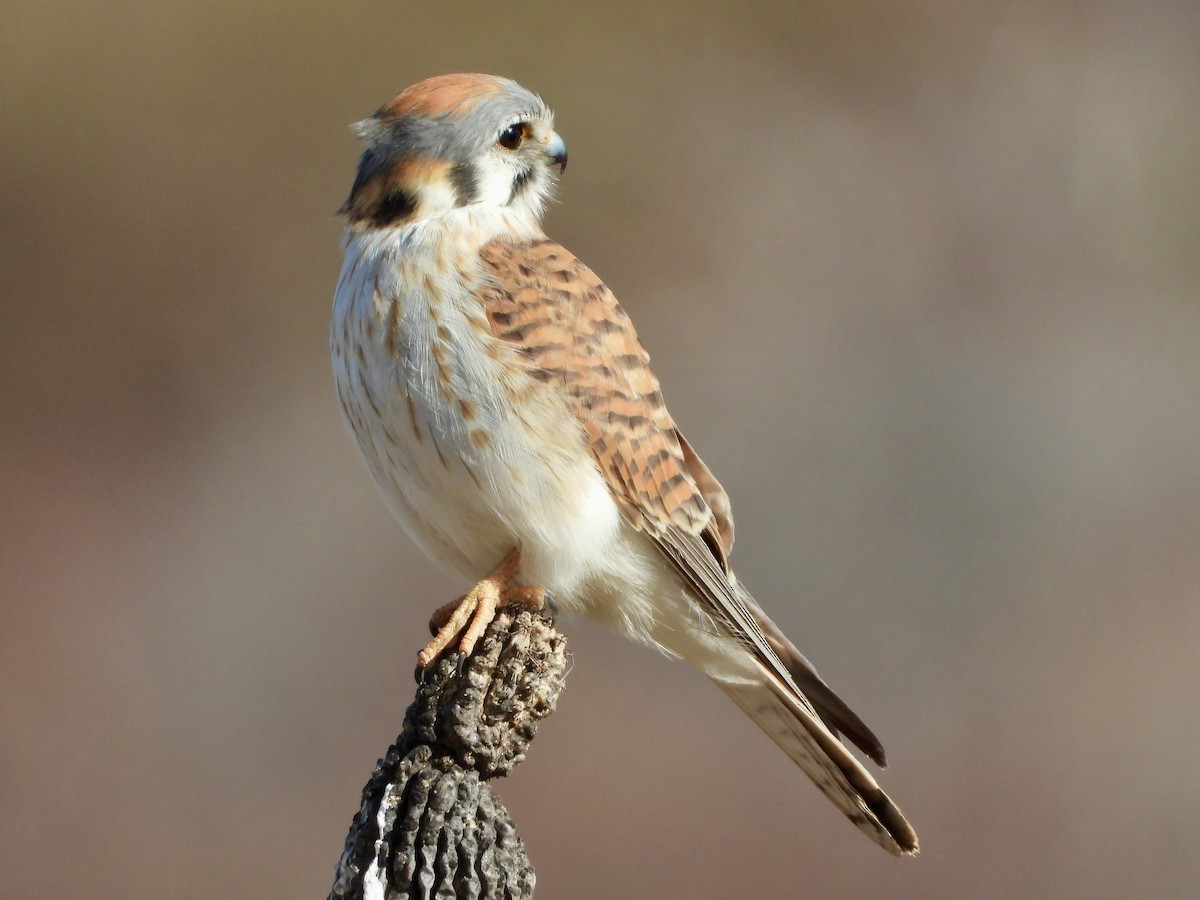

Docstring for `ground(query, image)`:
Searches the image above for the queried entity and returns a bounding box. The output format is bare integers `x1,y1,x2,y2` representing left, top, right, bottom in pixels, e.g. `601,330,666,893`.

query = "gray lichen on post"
329,606,568,900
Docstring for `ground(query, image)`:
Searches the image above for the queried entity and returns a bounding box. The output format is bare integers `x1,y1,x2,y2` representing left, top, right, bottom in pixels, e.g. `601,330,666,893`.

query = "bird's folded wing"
478,235,917,854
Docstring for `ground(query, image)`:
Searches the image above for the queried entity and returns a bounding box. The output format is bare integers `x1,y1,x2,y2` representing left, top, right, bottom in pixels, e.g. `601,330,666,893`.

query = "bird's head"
339,73,567,230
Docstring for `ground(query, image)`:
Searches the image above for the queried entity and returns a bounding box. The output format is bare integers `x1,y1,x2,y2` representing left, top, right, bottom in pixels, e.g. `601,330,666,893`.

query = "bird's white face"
339,74,567,230
471,116,567,215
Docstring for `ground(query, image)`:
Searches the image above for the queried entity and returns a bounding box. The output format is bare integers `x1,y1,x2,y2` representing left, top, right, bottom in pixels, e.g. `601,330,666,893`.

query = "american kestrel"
331,73,918,855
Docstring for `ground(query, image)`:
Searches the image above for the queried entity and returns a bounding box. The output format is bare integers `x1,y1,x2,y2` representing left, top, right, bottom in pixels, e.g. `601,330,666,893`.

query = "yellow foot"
417,549,546,669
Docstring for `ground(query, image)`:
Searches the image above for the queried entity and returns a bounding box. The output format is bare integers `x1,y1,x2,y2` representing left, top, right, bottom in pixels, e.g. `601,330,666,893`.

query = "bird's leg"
417,547,546,668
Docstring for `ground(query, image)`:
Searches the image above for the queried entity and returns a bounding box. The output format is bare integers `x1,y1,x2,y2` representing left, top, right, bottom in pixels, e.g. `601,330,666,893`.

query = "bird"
330,73,918,856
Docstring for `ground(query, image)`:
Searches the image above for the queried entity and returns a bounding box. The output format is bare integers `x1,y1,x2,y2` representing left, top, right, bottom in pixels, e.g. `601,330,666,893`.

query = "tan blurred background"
3,2,1199,897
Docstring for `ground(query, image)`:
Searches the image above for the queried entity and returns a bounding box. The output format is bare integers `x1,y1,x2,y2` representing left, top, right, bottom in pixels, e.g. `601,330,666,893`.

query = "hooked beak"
545,130,568,173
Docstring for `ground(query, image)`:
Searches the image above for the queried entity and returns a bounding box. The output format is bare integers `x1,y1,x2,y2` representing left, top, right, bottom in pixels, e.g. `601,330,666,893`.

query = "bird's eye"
497,122,528,150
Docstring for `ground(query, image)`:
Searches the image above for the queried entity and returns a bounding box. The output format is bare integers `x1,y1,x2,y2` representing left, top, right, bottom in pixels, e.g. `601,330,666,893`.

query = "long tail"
718,662,918,855
742,591,889,767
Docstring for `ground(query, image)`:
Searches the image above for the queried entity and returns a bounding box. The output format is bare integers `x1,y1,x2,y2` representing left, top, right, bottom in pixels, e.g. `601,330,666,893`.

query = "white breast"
330,211,622,598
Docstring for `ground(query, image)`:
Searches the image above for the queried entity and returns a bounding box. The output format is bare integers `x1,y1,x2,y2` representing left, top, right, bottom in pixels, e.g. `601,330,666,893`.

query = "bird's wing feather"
477,236,916,854
479,236,716,544
720,670,918,854
735,582,888,766
674,427,888,764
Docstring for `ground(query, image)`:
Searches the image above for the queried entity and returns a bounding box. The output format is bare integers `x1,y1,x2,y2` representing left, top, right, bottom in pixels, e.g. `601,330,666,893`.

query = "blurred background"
3,2,1198,897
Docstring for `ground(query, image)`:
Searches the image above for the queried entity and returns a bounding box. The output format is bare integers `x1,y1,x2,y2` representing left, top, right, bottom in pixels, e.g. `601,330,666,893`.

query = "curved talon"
416,549,547,669
418,587,486,667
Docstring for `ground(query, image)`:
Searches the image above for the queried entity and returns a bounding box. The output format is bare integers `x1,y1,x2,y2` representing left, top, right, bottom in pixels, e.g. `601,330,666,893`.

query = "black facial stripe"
373,188,417,226
449,162,480,206
508,167,533,205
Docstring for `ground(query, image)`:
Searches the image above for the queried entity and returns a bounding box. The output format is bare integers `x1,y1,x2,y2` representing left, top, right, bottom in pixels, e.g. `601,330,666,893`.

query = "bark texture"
329,606,568,900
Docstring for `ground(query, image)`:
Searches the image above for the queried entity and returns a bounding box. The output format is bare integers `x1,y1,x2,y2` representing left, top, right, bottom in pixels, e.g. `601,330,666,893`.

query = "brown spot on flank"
383,301,401,356
406,394,424,444
362,381,383,419
459,399,477,421
470,429,490,450
381,74,505,120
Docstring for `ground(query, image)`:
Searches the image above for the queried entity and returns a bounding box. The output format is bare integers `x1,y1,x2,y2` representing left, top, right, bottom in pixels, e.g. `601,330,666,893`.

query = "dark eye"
497,122,528,150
